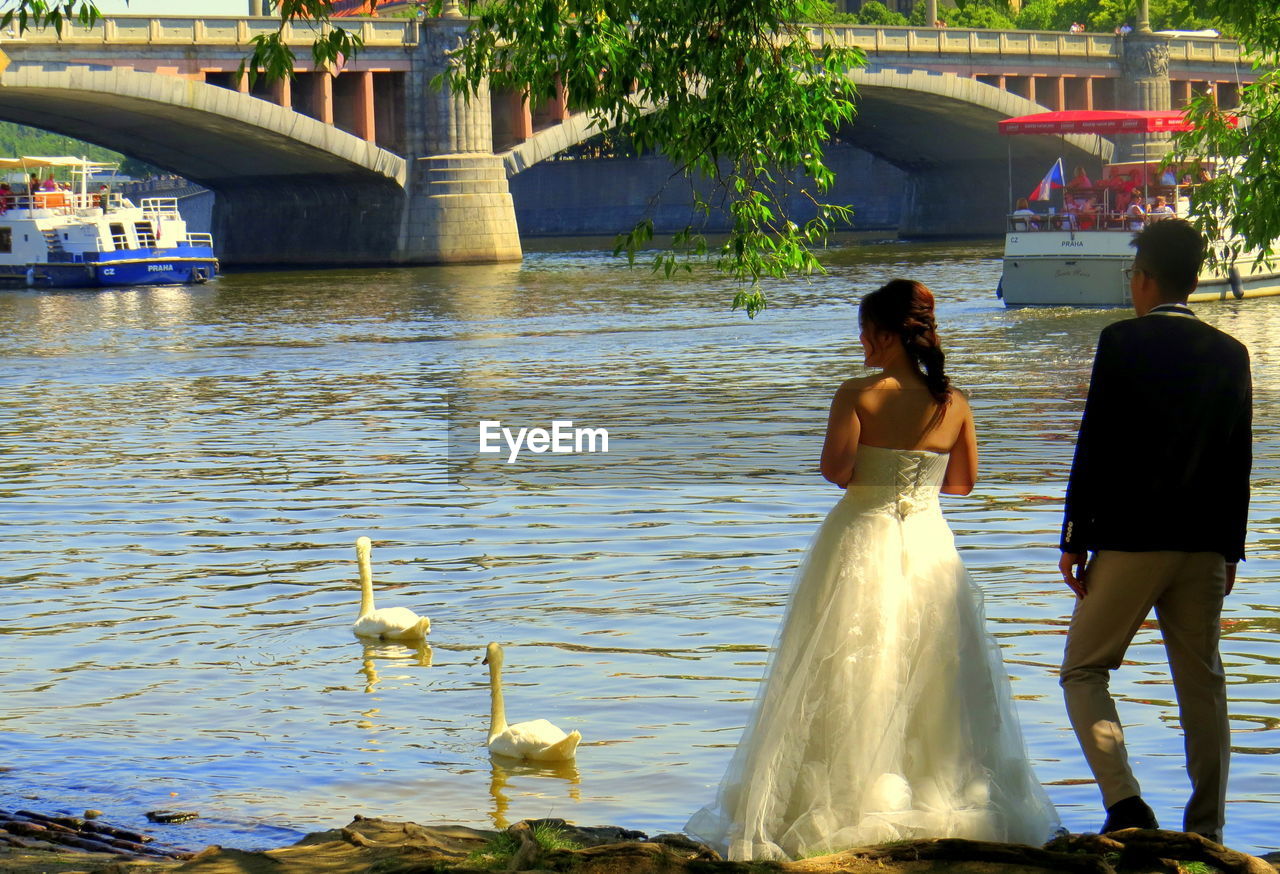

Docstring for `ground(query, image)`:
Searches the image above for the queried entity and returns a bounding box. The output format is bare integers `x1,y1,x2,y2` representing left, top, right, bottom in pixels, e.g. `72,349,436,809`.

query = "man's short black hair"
1131,218,1207,300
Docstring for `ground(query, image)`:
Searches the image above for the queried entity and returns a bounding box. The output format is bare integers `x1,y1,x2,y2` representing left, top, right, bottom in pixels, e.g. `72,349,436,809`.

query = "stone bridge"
0,16,1256,262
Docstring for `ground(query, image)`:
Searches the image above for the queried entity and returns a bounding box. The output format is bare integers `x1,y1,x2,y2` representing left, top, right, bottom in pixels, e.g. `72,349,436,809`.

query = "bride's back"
851,374,969,454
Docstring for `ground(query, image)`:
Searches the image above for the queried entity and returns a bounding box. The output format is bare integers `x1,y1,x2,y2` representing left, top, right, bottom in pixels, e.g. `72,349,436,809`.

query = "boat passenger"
1147,196,1174,221
1012,197,1041,229
0,182,10,214
1067,166,1093,191
40,175,57,191
1125,192,1146,230
1112,184,1133,213
1067,196,1098,230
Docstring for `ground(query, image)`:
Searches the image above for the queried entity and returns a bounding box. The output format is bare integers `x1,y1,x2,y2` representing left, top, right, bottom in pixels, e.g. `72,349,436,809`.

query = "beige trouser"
1060,549,1229,839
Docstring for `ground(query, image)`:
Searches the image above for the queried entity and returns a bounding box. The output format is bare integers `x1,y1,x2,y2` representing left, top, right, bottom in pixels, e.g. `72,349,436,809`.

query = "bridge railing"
806,24,1244,64
5,15,418,47
0,17,1241,63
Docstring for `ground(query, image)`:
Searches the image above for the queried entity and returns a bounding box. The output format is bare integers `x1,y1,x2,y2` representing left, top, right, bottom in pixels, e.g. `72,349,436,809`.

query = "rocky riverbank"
3,811,1280,874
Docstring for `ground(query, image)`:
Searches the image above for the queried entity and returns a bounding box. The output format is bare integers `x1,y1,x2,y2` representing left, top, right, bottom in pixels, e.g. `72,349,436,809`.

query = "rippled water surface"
1,238,1277,853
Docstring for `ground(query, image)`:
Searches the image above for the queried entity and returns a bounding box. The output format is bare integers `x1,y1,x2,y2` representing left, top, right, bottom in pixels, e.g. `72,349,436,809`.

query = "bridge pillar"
312,73,334,125
396,17,521,264
1118,29,1172,161
898,157,1038,237
269,75,291,110
355,70,376,143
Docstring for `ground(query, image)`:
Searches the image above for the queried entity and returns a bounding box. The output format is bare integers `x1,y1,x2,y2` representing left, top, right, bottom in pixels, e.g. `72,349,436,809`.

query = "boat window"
0,227,10,253
134,221,156,247
109,223,127,250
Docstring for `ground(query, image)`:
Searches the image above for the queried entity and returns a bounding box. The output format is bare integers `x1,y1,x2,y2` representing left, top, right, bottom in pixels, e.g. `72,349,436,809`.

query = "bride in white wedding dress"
686,280,1060,862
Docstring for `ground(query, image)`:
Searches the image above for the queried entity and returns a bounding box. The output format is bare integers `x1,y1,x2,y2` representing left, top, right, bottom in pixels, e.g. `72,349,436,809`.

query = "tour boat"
0,156,218,289
996,110,1280,307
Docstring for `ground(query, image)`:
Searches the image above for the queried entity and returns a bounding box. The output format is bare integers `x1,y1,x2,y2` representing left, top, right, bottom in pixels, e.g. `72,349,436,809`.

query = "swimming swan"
484,642,581,761
351,536,430,640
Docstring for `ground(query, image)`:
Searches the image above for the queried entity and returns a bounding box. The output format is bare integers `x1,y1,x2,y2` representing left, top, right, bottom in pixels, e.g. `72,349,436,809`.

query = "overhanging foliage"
430,0,864,316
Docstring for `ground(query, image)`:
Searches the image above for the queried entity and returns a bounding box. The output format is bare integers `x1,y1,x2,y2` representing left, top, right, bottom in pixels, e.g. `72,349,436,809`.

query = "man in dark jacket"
1058,219,1251,844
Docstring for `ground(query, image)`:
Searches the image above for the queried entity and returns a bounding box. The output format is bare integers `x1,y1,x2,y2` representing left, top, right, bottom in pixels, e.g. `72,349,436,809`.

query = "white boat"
0,156,218,289
996,110,1280,307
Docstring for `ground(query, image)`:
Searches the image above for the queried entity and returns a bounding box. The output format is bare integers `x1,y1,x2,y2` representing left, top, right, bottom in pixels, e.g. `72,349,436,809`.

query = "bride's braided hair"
859,279,952,405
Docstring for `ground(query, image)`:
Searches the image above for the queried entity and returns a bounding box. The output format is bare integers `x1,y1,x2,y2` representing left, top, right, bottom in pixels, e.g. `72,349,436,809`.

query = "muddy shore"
4,811,1280,874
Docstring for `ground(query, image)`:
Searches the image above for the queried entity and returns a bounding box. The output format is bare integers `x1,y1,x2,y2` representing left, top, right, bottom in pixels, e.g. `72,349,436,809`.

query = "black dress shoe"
1102,795,1159,832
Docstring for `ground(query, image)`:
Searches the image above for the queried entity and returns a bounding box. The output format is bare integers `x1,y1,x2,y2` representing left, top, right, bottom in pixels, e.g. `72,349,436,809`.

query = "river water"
0,238,1276,854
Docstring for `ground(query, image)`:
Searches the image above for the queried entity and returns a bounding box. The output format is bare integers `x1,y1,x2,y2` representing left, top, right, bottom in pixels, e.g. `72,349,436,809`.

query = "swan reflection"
359,641,433,693
488,755,582,829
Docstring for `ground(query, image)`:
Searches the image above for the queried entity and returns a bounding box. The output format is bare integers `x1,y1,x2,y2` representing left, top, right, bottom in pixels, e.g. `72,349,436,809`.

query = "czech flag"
1029,158,1065,201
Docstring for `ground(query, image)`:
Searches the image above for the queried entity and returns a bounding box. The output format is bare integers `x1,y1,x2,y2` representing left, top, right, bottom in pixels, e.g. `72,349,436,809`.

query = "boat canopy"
0,156,117,171
998,109,1238,136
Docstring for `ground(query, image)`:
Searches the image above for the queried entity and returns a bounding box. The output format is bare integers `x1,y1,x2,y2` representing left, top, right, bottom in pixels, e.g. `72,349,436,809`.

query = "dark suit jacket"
1060,307,1252,562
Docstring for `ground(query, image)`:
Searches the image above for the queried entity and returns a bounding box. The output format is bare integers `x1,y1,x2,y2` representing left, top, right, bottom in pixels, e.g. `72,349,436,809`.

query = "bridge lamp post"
927,0,937,26
1137,0,1151,33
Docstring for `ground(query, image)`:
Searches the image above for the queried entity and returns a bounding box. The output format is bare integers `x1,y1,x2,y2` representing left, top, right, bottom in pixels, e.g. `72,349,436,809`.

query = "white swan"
484,642,581,761
351,536,430,640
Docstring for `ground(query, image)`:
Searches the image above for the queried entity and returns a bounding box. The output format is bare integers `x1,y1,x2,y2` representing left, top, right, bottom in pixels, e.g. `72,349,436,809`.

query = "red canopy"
998,109,1237,136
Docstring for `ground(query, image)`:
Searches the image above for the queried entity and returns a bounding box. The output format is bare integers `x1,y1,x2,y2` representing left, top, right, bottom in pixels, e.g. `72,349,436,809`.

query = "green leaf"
3,1,365,87
1171,71,1280,271
442,0,864,315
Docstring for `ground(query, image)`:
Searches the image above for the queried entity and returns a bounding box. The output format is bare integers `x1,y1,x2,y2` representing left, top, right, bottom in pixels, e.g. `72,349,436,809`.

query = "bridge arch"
0,66,415,263
842,70,1112,234
499,70,1113,236
0,66,406,184
500,71,1110,176
838,69,1109,170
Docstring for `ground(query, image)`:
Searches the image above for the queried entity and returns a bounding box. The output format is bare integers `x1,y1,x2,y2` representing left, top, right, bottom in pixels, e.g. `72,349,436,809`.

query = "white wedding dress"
686,446,1060,861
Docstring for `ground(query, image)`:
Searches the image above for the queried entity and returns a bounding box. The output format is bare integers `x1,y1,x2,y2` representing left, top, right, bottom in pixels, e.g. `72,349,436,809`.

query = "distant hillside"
0,122,123,163
0,122,162,177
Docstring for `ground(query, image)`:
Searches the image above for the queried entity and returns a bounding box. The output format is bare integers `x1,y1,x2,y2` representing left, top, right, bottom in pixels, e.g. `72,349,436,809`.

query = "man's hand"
1060,551,1088,598
1226,562,1237,596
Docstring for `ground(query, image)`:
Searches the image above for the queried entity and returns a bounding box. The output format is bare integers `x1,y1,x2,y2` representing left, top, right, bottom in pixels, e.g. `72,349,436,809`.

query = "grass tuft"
464,821,583,869
529,820,583,853
464,832,521,869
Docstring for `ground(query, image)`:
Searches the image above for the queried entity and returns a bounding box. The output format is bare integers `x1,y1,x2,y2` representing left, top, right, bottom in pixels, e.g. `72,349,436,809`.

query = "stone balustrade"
2,16,1247,66
3,15,417,47
809,25,1245,64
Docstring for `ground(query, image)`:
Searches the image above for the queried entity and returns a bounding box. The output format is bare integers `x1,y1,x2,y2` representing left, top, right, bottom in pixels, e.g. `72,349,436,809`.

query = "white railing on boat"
140,197,181,220
2,190,126,214
84,232,214,252
1006,212,1181,231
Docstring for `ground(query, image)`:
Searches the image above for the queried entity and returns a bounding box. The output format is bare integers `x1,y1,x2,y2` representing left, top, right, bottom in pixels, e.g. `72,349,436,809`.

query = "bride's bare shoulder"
945,386,974,423
837,374,890,394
